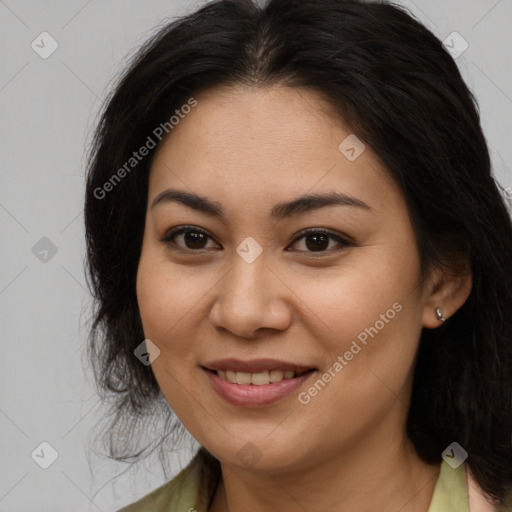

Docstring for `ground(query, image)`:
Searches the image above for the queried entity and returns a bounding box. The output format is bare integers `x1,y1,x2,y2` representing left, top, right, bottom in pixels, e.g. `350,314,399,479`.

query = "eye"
288,228,352,254
160,226,220,251
160,226,352,254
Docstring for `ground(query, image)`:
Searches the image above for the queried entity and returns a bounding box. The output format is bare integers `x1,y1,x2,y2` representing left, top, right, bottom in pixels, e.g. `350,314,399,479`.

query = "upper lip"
202,358,315,373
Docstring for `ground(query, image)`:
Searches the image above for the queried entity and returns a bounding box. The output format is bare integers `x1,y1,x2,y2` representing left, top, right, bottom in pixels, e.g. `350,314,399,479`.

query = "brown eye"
161,226,219,251
289,229,351,253
304,232,330,251
183,230,208,249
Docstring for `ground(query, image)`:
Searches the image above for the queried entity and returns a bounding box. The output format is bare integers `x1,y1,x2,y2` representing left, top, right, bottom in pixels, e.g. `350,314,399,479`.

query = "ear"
422,263,472,329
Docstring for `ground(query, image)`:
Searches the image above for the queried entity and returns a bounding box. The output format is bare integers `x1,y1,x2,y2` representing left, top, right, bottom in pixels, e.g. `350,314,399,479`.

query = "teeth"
236,371,252,385
251,371,271,385
216,369,301,385
269,370,284,383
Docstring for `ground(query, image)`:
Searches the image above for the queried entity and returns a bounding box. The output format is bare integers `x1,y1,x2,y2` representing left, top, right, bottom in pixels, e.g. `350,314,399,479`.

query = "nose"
208,253,292,339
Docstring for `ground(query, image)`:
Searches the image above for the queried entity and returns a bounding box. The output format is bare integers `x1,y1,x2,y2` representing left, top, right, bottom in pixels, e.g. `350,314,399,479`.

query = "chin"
207,436,314,474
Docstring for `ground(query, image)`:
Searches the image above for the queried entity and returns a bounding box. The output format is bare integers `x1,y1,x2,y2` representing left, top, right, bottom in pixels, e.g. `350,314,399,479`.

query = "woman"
84,0,512,510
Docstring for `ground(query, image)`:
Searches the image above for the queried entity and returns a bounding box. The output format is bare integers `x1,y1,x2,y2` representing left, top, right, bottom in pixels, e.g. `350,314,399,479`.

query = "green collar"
428,459,469,512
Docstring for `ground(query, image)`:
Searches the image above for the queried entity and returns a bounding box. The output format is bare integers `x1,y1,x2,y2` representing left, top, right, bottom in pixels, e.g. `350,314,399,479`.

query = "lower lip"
203,368,316,407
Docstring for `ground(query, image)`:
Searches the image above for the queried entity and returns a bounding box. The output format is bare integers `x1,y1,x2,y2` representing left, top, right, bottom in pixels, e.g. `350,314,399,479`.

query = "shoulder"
116,478,181,512
116,448,221,512
116,462,198,512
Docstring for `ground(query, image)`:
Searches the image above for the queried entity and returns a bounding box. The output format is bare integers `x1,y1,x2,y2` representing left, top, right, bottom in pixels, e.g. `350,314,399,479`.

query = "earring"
435,307,446,323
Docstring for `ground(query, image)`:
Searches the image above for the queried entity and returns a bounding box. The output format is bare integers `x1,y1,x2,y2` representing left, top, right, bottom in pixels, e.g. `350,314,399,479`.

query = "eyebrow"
151,188,371,220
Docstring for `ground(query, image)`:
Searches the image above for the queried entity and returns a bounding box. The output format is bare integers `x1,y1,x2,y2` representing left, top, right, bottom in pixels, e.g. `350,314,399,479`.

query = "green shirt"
118,448,470,512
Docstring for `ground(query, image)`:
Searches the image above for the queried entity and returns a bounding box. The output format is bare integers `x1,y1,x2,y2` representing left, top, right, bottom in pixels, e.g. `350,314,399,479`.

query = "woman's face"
136,85,433,472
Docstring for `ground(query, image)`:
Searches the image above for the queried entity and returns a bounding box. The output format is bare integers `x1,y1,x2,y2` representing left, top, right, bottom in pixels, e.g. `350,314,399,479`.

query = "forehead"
154,84,348,163
148,84,398,216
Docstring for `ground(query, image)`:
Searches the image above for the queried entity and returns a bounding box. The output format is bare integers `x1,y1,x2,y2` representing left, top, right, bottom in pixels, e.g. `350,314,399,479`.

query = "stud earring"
435,307,446,323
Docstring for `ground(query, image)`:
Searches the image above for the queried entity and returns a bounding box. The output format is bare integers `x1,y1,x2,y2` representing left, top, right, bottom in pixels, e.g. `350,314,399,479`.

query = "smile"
215,369,309,385
202,360,317,407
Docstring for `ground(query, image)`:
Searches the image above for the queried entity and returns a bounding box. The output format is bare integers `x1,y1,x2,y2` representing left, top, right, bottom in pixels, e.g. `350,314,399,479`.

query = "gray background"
1,1,511,510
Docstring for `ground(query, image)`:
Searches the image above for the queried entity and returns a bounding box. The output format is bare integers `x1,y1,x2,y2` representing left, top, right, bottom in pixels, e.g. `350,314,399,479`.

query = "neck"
209,433,440,512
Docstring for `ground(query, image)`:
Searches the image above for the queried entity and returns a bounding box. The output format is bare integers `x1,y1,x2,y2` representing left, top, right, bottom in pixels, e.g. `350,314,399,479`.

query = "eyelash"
160,225,352,255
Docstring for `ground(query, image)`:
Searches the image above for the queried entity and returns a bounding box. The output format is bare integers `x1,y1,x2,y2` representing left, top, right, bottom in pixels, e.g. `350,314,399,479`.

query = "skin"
136,84,472,512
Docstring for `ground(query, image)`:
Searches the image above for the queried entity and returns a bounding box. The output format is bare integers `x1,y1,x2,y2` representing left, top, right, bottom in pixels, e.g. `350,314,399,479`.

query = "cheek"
136,246,191,363
136,245,220,376
295,253,418,339
136,251,201,412
294,276,414,374
292,241,423,389
293,273,421,441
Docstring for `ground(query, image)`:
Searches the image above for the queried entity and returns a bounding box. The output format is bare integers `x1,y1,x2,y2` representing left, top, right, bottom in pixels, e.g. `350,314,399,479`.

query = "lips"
202,358,317,407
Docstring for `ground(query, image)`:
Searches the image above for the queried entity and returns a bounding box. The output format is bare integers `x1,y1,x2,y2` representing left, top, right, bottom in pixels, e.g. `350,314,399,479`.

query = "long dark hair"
84,0,512,506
